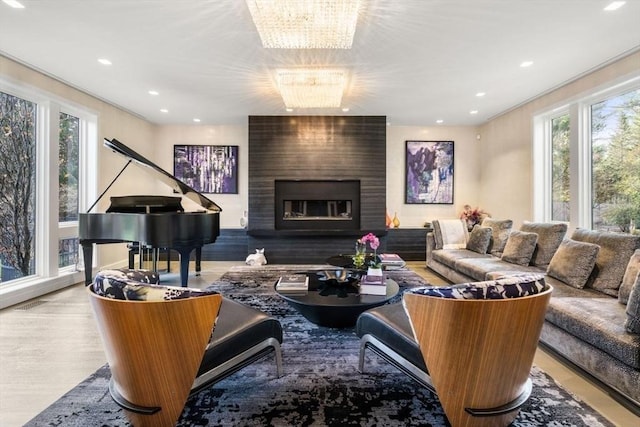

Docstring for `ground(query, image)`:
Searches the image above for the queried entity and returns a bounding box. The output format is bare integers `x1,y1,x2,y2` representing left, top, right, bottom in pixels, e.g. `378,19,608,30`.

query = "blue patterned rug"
26,265,614,426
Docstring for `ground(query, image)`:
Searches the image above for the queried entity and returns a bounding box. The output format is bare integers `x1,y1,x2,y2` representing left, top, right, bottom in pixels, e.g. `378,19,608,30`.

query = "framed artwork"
173,145,238,194
405,140,454,204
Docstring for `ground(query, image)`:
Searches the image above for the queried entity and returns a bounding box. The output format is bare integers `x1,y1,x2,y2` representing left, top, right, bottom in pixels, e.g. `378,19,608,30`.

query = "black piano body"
79,138,222,287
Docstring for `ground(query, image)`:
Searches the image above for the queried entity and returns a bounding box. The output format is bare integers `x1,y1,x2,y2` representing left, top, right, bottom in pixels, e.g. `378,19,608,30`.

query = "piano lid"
103,138,222,212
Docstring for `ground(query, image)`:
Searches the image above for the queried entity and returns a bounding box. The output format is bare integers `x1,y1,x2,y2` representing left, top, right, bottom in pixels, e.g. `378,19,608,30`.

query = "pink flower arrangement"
359,232,380,251
459,204,489,228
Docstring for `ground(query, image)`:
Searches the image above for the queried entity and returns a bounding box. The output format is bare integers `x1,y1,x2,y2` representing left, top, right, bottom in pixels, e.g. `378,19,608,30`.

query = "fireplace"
275,180,360,231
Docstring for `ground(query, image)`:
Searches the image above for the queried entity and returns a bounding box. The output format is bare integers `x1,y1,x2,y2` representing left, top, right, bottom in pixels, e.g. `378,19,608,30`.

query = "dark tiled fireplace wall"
247,115,387,263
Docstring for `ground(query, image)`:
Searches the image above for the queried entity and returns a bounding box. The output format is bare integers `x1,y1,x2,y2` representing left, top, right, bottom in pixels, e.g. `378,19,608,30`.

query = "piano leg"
176,248,193,287
195,247,202,276
81,242,93,285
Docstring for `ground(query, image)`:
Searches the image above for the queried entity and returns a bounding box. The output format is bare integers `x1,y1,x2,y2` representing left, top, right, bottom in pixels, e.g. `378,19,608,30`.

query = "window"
590,89,640,232
551,113,570,222
536,80,640,232
0,83,96,294
0,92,37,282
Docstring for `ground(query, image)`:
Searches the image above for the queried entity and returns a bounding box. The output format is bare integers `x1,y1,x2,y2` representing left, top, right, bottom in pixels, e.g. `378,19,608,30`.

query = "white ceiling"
1,0,639,126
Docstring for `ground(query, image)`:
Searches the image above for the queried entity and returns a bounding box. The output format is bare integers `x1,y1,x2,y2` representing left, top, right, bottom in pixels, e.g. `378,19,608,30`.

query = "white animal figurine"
245,248,267,266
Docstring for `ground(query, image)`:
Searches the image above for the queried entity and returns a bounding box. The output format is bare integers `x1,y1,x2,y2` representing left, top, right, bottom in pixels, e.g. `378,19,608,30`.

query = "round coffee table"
275,270,399,328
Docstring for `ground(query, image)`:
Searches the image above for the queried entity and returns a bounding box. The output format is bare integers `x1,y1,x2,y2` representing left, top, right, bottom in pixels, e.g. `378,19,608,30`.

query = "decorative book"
377,253,406,269
360,275,387,295
276,275,309,292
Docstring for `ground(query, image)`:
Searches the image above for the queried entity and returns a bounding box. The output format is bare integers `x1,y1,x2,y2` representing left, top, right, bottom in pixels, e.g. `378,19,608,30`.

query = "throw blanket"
438,219,467,249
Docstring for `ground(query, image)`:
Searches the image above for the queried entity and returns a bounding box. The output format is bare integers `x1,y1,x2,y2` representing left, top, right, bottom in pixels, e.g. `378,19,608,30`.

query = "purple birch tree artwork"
405,140,454,204
174,145,238,194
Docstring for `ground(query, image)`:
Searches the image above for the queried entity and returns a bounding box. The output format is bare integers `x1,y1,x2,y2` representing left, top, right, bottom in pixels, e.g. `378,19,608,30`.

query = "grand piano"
79,138,221,287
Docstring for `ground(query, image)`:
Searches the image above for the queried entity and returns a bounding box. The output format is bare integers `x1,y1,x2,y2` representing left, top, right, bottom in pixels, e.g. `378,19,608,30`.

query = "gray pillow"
520,222,567,267
481,218,513,256
501,230,538,266
572,228,640,296
466,225,492,254
547,239,600,289
619,249,640,305
625,273,640,333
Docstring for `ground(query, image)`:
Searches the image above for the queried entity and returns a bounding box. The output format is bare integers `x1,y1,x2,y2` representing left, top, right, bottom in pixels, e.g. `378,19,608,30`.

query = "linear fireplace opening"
275,180,360,231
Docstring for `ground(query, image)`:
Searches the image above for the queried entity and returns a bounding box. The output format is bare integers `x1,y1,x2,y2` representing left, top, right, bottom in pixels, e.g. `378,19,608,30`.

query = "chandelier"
246,0,361,49
276,68,346,108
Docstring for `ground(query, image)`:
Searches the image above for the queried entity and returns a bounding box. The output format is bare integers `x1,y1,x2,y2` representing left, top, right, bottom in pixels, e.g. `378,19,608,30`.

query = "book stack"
359,274,387,295
377,253,406,270
276,275,309,294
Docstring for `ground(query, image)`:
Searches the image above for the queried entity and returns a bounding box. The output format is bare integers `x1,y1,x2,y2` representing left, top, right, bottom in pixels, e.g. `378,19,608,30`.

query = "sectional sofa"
425,219,640,413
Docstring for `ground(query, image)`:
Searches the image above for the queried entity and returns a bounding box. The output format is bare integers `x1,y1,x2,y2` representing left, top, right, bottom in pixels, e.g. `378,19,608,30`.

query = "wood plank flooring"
0,261,636,426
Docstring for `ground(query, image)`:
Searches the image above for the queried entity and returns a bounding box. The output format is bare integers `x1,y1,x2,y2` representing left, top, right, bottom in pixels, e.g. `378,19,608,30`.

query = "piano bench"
127,242,171,272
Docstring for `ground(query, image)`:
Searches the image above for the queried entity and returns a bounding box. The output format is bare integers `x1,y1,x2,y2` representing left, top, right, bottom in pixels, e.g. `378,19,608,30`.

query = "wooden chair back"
88,286,222,427
403,287,552,427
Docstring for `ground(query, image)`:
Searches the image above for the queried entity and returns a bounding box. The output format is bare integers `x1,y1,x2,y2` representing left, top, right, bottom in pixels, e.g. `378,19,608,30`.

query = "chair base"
464,379,532,417
109,377,160,415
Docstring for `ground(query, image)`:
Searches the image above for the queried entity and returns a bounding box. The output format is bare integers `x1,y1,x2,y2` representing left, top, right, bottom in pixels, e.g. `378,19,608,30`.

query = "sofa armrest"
426,232,436,265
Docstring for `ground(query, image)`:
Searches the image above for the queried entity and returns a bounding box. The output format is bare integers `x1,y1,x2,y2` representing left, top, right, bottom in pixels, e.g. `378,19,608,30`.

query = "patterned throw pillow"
546,239,599,289
481,218,513,256
501,230,538,266
625,273,640,333
407,274,547,300
93,269,216,301
466,225,492,254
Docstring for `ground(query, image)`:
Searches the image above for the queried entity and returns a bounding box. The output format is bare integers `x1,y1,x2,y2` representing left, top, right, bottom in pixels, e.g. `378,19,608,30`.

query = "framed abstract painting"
405,140,454,204
173,145,238,194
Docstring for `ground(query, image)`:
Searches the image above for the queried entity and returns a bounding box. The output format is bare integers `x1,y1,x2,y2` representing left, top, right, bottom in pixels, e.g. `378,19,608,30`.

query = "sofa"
425,219,640,413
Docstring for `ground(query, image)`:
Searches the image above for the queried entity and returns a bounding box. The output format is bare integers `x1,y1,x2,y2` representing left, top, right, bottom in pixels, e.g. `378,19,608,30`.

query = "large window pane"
551,114,570,222
591,89,640,232
0,91,37,282
59,112,79,222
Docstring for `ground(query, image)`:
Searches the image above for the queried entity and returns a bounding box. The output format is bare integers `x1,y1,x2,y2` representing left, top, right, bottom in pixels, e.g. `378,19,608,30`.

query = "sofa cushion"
431,249,493,270
572,228,640,297
545,296,640,369
546,239,599,289
407,273,547,299
454,257,541,282
626,274,640,334
620,249,640,305
432,219,468,250
93,269,215,301
501,230,538,266
466,225,492,254
481,218,513,256
520,221,568,267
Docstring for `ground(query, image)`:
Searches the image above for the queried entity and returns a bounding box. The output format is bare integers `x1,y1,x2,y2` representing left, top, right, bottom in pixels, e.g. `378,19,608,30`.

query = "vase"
353,242,367,269
240,210,248,228
386,211,392,229
392,212,400,228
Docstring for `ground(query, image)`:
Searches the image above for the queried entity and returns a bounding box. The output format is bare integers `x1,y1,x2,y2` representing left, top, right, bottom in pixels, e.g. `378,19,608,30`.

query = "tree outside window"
552,114,570,222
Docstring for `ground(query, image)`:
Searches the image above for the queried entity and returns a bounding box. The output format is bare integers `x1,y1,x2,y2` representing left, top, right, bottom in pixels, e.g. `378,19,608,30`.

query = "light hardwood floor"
0,261,637,426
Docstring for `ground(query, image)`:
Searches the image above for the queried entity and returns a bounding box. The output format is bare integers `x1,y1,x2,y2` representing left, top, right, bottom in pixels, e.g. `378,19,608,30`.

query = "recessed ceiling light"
193,118,201,123
470,110,478,115
604,1,625,11
342,107,350,112
475,92,486,97
148,90,159,96
160,109,169,113
520,61,534,68
2,0,25,8
97,58,112,66
286,108,294,112
436,119,444,124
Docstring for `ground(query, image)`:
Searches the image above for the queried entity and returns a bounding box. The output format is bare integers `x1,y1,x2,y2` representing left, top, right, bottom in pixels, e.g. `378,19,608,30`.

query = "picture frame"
173,145,238,194
405,140,454,204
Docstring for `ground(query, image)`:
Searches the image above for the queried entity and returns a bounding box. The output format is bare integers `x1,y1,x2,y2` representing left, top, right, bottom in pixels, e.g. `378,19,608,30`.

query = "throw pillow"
407,273,547,300
619,249,640,305
572,228,640,296
481,218,513,256
546,239,600,289
501,230,538,266
625,272,640,333
466,225,492,254
432,219,468,250
520,222,568,267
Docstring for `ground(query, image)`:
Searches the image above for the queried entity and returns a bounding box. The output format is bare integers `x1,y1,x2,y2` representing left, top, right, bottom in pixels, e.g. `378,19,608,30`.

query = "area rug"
26,265,613,426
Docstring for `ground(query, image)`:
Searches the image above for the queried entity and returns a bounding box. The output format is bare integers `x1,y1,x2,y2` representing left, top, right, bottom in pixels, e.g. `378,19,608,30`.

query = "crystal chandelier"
276,68,346,108
246,0,361,49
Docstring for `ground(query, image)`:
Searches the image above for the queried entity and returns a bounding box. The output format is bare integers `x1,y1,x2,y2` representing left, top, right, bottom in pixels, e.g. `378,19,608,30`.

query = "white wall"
153,125,248,229
478,51,640,229
386,125,481,228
